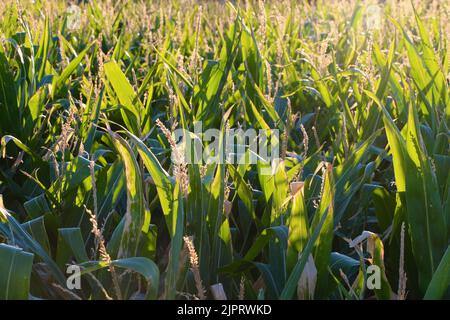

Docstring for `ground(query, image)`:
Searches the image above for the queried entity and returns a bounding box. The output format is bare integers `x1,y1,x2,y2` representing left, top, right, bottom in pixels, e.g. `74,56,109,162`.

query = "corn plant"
0,0,448,300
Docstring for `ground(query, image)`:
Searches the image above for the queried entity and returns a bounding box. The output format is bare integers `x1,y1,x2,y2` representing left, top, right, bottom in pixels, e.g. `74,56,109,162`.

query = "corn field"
0,0,449,301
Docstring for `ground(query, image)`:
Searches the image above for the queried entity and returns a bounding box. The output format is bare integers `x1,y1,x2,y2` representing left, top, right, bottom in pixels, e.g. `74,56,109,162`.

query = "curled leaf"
297,254,317,300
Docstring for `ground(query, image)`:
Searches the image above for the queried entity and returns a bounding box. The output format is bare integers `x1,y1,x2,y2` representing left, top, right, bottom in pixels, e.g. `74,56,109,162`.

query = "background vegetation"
0,0,448,300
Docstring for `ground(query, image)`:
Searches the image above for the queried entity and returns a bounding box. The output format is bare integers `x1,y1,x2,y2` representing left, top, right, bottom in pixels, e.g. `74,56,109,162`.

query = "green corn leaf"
79,257,160,300
310,163,334,298
0,49,20,137
404,102,447,292
103,61,141,134
23,194,51,219
125,132,173,219
0,207,66,285
56,228,89,269
21,216,51,255
424,244,450,300
36,17,51,84
164,182,185,299
51,43,93,97
287,185,309,272
109,132,145,258
280,193,332,300
0,244,34,300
